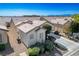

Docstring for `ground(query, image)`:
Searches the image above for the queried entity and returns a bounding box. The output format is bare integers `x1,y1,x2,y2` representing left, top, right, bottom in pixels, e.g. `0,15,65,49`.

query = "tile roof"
17,20,46,33
0,25,8,31
44,17,71,25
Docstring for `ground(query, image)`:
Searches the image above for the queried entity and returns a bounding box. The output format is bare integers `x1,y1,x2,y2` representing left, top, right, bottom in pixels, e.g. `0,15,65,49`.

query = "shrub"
30,42,41,48
0,44,5,51
30,42,45,54
28,47,40,56
36,43,45,53
45,40,54,52
39,45,45,54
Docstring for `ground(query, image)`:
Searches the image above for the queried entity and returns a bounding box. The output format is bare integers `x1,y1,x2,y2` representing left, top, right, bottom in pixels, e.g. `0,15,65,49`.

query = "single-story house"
0,25,8,44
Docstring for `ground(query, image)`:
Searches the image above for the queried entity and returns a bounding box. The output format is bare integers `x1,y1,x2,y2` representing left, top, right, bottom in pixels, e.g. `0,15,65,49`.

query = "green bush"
35,42,45,53
0,44,5,51
70,21,79,33
30,42,45,54
28,47,40,56
39,45,45,54
45,40,54,52
30,42,41,48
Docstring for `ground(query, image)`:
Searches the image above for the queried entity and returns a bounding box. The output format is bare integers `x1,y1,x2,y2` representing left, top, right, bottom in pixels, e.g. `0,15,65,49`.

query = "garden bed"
0,44,6,51
27,40,65,56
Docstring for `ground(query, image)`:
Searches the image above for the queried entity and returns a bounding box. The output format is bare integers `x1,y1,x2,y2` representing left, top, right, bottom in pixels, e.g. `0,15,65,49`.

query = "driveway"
49,33,79,51
55,37,79,51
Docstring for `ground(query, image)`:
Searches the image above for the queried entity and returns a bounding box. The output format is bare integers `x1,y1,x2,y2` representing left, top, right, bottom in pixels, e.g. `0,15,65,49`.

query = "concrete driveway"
55,36,79,51
49,33,79,51
49,33,79,56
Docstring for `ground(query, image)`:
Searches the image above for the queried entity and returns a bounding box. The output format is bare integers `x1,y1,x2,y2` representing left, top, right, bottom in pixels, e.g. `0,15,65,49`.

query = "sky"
0,3,79,16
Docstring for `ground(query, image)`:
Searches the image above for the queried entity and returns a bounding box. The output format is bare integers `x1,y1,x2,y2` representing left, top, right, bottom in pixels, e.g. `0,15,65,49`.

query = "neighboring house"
0,25,8,44
15,20,46,47
44,16,72,33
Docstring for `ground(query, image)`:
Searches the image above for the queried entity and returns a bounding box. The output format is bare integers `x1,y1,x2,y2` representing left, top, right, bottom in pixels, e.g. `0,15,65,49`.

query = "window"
30,34,34,40
40,33,44,42
0,34,2,42
40,33,43,40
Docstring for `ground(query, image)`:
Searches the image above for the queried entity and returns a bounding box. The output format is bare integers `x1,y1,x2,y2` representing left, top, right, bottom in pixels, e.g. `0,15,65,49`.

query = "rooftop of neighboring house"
43,16,72,25
0,16,72,29
16,20,46,33
0,16,40,26
0,16,72,26
0,25,8,31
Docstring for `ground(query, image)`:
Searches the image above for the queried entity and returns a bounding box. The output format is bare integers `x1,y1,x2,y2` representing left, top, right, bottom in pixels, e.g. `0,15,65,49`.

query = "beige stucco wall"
63,21,71,33
0,30,8,44
45,21,71,33
9,20,18,41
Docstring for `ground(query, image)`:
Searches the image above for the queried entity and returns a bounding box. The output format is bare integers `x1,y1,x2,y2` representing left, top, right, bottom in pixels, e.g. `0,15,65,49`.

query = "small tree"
72,14,79,23
70,21,79,33
43,24,52,34
43,24,52,40
69,14,79,33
